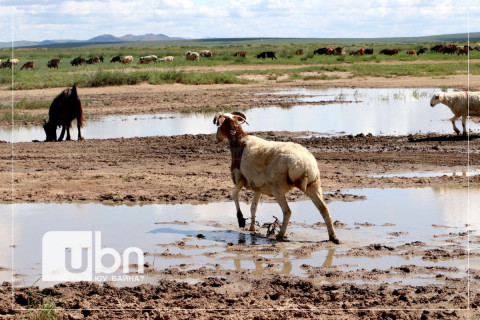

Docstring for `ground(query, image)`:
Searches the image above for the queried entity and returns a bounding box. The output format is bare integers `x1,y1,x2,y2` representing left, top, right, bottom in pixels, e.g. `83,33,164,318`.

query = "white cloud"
0,0,478,42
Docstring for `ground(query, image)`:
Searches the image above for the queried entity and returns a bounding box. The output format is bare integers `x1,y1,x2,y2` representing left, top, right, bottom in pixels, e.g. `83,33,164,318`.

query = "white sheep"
159,56,174,62
185,51,200,61
430,91,480,135
213,112,339,244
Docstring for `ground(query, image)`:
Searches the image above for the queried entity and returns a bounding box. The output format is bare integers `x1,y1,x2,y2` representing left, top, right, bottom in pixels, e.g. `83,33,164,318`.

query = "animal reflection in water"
233,234,335,276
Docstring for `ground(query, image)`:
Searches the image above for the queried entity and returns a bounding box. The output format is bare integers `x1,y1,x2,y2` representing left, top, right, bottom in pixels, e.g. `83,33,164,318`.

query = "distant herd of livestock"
1,43,479,70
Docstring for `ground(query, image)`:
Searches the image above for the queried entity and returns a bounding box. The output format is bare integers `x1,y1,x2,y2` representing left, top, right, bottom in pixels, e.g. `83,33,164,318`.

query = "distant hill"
0,33,182,49
0,32,479,49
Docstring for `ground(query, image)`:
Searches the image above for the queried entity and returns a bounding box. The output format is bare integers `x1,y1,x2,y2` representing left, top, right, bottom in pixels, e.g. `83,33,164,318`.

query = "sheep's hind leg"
233,183,246,228
249,192,261,232
274,193,292,241
304,181,340,244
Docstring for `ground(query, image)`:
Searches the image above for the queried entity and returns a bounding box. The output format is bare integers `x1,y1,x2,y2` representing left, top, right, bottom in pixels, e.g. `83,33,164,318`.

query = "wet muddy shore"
1,73,479,319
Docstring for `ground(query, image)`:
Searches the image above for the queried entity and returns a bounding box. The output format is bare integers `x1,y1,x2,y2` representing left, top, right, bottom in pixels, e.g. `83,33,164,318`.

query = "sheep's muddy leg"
233,184,246,228
249,192,261,232
462,115,467,136
304,182,340,244
274,193,292,240
451,115,461,134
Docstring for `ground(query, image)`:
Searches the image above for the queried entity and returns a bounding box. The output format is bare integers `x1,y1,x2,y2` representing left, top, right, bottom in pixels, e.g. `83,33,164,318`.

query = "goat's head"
430,92,444,107
43,116,57,142
213,112,248,142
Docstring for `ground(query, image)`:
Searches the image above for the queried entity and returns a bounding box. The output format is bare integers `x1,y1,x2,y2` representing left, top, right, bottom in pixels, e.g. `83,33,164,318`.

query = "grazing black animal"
43,84,84,142
417,48,427,55
365,48,374,55
256,51,277,60
71,57,85,66
110,56,121,63
313,47,328,55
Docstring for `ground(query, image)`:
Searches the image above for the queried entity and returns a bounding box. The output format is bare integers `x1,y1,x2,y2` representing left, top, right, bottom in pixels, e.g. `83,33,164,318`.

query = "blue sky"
0,0,478,42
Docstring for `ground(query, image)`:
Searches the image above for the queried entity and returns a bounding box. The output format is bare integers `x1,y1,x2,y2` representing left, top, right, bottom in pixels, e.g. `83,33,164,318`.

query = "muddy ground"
0,69,479,319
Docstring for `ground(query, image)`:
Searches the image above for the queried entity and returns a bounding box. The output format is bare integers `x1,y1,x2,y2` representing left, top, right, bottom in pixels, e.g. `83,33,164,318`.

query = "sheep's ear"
438,93,444,102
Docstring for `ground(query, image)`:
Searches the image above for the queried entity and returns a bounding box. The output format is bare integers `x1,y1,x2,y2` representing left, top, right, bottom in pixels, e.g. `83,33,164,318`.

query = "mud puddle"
2,88,479,142
1,187,478,288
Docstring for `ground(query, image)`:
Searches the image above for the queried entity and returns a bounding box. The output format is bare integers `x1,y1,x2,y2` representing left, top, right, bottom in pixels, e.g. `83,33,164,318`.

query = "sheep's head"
213,112,248,142
430,92,444,107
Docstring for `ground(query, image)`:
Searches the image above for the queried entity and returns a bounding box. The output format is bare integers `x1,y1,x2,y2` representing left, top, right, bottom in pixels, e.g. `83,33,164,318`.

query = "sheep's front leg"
451,115,461,134
249,192,261,232
274,193,291,240
462,115,467,136
232,183,246,228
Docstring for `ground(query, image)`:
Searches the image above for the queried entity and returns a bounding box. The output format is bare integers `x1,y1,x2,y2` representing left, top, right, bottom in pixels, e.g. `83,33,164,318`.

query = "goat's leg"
249,192,261,232
274,193,292,240
58,126,66,141
77,119,84,140
304,181,339,244
66,127,71,141
451,115,460,134
233,183,246,228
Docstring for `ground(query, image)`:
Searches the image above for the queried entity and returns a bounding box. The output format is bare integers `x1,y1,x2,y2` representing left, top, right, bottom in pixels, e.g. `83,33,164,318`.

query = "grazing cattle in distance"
200,50,213,57
121,56,133,64
159,56,174,62
333,47,345,55
186,51,200,61
43,84,84,142
436,44,457,54
380,49,399,55
406,50,416,55
325,47,335,55
458,47,469,55
139,55,158,64
314,47,328,55
295,49,303,55
47,59,59,69
86,57,101,64
110,56,121,63
71,57,86,66
431,44,443,52
350,47,365,56
256,51,277,60
233,51,247,58
3,58,19,68
365,48,374,55
417,48,427,55
20,61,34,70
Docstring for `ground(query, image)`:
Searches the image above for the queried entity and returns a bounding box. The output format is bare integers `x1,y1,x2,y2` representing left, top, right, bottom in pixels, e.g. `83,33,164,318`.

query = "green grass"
1,42,479,90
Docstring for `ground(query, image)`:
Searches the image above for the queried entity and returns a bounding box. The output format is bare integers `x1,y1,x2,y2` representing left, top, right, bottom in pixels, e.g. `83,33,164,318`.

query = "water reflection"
0,186,477,287
2,88,479,142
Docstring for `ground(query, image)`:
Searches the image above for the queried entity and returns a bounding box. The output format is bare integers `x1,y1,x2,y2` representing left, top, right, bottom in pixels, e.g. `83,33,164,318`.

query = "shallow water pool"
2,88,478,142
0,186,477,288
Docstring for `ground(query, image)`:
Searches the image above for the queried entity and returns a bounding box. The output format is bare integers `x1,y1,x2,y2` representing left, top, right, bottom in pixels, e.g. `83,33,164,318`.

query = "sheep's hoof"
330,237,340,245
275,234,287,241
237,214,246,228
